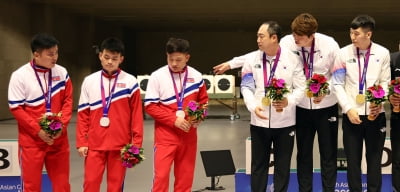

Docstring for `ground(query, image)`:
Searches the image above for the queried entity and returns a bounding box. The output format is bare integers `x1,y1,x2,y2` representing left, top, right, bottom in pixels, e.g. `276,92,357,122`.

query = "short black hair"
99,37,125,56
350,15,375,32
166,37,190,54
262,21,283,42
30,33,59,53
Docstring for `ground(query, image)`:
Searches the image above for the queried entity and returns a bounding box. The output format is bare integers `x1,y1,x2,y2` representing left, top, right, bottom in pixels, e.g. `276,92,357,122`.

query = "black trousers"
296,104,339,192
343,113,386,192
250,125,295,192
391,112,400,192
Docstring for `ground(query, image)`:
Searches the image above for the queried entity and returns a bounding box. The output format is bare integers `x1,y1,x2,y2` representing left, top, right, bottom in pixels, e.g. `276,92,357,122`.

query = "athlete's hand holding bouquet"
265,78,290,112
305,73,330,104
185,101,208,128
389,78,400,113
39,112,63,145
365,84,387,121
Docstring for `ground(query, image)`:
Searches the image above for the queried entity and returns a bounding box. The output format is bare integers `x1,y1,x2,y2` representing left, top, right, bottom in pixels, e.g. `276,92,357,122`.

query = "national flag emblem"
52,76,60,81
187,78,194,83
117,83,126,88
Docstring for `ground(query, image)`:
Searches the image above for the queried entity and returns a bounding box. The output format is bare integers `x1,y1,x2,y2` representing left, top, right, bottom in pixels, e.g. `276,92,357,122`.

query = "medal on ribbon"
356,94,365,104
100,70,120,127
175,110,185,118
261,97,271,106
170,67,188,118
356,45,371,105
31,60,53,115
262,47,281,107
100,116,110,127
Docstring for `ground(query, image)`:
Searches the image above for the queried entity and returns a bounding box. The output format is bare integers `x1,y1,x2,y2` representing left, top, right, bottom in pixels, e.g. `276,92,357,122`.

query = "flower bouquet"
120,144,145,168
266,78,290,112
365,84,387,121
305,73,330,104
39,112,63,137
389,78,400,112
185,101,208,123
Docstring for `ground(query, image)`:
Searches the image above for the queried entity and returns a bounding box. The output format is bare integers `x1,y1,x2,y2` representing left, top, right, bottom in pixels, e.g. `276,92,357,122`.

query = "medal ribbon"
301,38,315,79
100,70,120,118
31,60,52,113
357,44,372,94
169,66,188,111
263,47,282,96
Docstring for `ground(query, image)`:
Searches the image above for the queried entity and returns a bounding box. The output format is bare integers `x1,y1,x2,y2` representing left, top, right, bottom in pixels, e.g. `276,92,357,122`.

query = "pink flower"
309,83,321,94
188,101,198,111
366,84,387,104
120,144,144,168
394,84,400,94
185,101,208,121
276,79,285,88
372,89,385,98
128,145,140,155
122,161,133,168
49,121,62,131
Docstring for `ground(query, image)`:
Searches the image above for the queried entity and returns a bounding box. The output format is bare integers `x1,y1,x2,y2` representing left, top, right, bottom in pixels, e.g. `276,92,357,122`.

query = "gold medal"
306,90,314,98
262,97,271,106
356,94,365,104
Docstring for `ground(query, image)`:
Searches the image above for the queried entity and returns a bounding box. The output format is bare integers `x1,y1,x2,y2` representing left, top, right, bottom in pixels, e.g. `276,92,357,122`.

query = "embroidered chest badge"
187,78,194,83
52,76,60,81
117,83,126,88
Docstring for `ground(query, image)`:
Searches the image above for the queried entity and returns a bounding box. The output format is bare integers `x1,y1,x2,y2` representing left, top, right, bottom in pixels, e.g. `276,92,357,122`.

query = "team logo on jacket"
187,78,194,83
117,83,126,88
52,76,60,81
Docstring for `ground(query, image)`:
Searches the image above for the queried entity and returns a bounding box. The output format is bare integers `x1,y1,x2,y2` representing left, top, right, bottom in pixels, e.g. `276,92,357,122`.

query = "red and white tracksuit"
8,61,73,192
76,69,144,192
144,65,208,192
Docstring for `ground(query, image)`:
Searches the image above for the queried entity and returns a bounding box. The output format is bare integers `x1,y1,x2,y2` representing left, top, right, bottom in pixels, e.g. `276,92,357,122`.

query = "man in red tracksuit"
8,33,72,192
144,37,208,192
76,37,143,192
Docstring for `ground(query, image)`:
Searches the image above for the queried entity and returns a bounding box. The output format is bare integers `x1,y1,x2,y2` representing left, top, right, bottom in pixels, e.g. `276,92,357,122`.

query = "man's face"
34,45,58,69
257,24,275,52
167,52,190,72
350,27,371,48
292,33,314,47
99,49,124,75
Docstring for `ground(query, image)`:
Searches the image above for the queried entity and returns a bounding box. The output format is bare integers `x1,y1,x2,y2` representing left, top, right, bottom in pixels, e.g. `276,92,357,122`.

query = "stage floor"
0,100,393,191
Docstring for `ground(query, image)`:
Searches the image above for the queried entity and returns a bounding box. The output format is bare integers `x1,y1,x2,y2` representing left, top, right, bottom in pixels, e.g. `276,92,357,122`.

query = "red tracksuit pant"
151,142,197,192
19,145,70,192
83,150,126,192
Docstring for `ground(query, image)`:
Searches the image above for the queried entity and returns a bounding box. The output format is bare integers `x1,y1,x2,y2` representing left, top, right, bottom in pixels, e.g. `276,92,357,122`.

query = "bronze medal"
356,94,365,104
